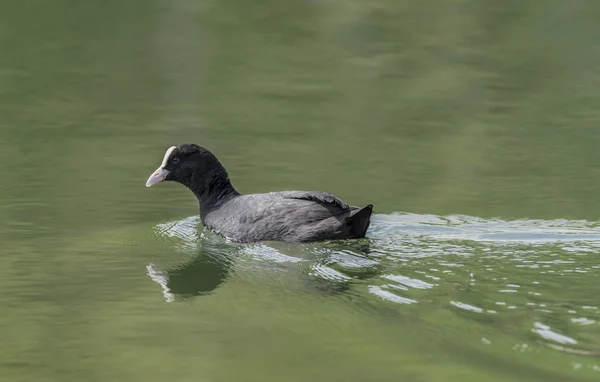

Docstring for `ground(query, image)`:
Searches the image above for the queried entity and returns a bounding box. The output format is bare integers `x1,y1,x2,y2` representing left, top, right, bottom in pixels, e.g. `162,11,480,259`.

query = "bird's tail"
346,204,373,238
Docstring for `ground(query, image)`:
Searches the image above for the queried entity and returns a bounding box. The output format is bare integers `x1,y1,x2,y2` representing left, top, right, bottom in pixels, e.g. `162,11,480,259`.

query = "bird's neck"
189,173,240,218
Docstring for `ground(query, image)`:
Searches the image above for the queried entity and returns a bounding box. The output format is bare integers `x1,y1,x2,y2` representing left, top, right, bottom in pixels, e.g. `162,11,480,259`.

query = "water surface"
2,1,600,381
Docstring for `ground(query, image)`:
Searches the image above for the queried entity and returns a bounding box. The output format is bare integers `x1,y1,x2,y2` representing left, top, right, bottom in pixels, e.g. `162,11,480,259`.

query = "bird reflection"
147,227,380,302
147,241,236,302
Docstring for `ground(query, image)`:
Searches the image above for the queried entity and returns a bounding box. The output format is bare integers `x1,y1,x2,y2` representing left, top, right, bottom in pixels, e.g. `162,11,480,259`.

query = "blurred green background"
1,1,600,381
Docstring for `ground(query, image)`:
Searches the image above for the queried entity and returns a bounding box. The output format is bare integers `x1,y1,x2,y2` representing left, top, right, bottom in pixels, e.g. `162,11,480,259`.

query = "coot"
146,144,373,243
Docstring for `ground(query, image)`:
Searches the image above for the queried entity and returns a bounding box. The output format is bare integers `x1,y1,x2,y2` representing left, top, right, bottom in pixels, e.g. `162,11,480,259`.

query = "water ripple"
368,285,417,305
533,322,577,345
150,212,600,359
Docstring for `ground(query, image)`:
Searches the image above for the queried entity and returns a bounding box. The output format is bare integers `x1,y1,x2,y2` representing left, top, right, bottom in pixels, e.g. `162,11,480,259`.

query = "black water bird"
146,144,373,243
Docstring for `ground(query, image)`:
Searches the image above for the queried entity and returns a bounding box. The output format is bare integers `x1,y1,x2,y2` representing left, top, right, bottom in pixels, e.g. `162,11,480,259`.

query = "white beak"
146,167,169,187
146,146,176,187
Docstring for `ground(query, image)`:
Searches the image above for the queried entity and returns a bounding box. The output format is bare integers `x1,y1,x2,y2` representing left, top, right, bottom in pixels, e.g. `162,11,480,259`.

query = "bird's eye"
172,157,180,164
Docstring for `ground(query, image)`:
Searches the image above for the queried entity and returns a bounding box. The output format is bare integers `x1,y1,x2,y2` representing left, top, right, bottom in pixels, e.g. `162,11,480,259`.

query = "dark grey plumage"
146,144,373,243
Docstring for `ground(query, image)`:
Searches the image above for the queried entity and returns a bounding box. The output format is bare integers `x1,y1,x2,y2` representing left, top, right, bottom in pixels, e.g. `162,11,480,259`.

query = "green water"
2,1,600,381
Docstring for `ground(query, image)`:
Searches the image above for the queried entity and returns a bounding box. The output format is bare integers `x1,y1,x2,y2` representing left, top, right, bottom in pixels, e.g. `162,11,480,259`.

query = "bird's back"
201,191,372,243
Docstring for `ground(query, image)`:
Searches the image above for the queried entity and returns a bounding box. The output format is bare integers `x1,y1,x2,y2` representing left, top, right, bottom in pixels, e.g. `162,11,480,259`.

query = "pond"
1,1,600,381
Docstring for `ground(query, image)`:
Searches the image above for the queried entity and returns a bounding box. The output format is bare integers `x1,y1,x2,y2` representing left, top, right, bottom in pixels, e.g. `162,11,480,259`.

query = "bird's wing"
276,191,351,210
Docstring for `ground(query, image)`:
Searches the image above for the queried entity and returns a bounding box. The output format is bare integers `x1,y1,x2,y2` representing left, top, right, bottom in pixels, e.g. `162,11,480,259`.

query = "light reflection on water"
147,212,600,364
